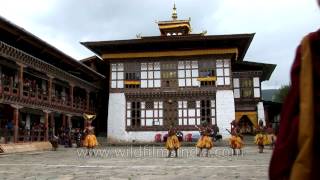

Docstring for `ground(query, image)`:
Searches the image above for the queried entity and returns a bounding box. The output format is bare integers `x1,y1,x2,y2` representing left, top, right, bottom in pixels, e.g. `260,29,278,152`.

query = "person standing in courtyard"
254,130,268,153
50,134,59,151
269,0,320,179
196,121,213,157
74,128,83,148
83,114,98,154
229,131,244,155
269,132,276,150
165,124,180,158
266,127,277,150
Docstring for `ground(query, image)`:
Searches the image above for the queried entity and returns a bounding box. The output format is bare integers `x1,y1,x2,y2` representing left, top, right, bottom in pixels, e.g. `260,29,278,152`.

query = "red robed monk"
269,0,320,179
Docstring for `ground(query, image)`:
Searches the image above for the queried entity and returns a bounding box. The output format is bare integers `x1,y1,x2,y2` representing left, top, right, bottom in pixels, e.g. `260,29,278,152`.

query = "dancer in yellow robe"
229,133,244,155
83,125,98,148
82,113,98,153
165,125,180,158
254,131,268,153
196,122,213,157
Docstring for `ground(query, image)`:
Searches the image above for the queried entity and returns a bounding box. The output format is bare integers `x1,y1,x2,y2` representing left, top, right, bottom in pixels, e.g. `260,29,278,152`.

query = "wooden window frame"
178,98,216,126
161,61,178,88
253,77,261,98
124,63,140,89
141,62,161,88
177,60,199,87
233,78,240,99
198,60,216,87
110,63,124,89
240,78,253,99
127,101,141,128
126,100,164,130
216,59,231,86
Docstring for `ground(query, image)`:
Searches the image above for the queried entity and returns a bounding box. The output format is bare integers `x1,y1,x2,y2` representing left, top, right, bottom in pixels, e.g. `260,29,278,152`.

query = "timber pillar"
11,104,23,143
43,110,51,141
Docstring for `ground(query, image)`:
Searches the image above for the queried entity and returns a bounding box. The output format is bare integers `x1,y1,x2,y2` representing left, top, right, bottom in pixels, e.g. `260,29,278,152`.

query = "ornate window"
126,101,163,129
111,63,124,88
188,100,196,109
198,60,216,87
125,73,139,80
216,59,231,86
161,62,178,88
177,61,199,87
240,78,253,98
200,100,214,124
127,101,141,127
141,62,161,88
124,63,140,88
253,77,260,98
145,101,154,109
233,78,240,98
178,99,216,126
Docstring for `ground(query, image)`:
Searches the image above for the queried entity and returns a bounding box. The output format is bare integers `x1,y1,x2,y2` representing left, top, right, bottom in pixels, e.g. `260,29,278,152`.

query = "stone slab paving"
0,146,272,180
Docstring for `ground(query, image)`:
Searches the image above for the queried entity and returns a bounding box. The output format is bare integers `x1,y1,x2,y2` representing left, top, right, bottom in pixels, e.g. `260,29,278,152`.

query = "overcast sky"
0,0,319,89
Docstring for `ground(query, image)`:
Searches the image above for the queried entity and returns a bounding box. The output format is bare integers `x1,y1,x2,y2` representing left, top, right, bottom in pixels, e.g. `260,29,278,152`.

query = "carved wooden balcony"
0,41,99,92
0,83,95,115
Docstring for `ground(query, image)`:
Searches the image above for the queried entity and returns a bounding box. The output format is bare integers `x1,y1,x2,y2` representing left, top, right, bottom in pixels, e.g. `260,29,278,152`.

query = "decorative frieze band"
233,71,262,77
126,90,215,99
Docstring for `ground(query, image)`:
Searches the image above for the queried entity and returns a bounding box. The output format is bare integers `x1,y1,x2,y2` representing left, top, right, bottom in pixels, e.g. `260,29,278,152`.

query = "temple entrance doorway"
238,115,254,134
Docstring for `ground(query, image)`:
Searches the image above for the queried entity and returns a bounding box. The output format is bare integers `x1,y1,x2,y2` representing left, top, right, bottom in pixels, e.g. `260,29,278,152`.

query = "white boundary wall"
257,101,265,126
216,90,235,138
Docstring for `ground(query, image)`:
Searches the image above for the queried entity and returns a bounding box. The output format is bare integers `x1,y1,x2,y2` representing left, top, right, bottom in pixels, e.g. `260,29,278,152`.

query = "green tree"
272,85,290,103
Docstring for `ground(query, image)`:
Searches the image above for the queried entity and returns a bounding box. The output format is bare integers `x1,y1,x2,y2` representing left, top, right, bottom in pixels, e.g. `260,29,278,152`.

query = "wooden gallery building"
0,16,106,144
82,7,276,143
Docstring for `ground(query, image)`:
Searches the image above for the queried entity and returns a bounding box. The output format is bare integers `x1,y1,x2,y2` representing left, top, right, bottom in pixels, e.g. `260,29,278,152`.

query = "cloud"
208,0,320,88
0,0,319,89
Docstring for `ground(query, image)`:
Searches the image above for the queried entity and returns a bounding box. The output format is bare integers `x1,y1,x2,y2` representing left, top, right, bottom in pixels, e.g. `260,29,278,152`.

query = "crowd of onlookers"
23,78,38,93
50,127,86,149
1,74,13,86
1,74,18,91
0,120,48,143
0,117,87,147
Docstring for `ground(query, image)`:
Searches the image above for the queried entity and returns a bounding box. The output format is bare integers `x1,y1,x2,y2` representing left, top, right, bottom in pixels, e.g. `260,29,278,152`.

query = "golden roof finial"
172,3,177,20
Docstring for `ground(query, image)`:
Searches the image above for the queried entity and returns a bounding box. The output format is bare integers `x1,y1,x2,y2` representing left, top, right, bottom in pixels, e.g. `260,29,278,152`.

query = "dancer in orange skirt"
165,125,180,158
83,114,98,154
254,130,268,153
196,121,213,157
229,132,244,155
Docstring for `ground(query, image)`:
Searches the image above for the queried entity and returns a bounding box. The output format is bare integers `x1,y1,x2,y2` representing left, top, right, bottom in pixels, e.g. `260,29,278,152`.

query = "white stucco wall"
216,90,235,138
107,93,127,143
257,101,265,125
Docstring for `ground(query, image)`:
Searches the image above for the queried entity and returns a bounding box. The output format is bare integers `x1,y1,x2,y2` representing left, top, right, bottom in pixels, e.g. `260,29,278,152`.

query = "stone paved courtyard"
0,146,272,180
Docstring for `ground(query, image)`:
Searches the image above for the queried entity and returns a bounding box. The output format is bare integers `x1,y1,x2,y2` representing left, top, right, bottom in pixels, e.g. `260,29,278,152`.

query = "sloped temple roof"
0,16,105,82
81,33,255,62
233,61,276,81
